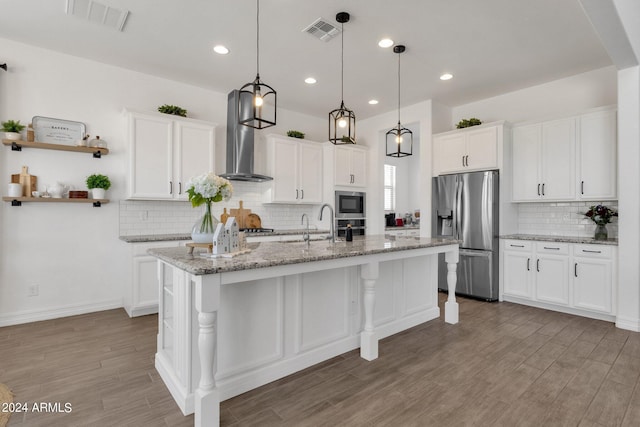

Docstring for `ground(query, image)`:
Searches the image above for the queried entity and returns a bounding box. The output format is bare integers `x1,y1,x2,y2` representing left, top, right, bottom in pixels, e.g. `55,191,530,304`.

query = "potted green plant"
2,119,26,140
157,104,187,117
456,118,482,129
287,130,305,139
86,174,111,199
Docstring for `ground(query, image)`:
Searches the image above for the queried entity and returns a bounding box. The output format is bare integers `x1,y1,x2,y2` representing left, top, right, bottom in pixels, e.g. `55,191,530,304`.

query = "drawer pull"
582,249,602,254
536,259,540,272
575,263,578,277
510,244,525,248
527,258,530,271
543,246,560,250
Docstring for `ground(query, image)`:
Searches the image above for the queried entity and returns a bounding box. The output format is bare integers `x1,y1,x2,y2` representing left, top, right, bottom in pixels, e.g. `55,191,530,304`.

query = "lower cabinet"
501,239,616,319
125,240,183,317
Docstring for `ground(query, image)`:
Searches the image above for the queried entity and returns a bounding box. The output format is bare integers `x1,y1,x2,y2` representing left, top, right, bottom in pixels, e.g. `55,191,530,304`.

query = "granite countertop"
120,229,330,243
148,235,460,275
501,234,618,246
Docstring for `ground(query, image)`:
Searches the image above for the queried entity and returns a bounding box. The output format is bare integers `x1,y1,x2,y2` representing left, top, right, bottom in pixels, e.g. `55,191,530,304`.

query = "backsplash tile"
119,181,324,236
517,201,618,238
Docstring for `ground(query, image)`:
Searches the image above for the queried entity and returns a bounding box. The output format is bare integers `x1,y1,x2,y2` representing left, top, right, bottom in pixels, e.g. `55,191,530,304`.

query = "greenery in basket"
287,130,305,139
86,174,112,190
1,119,26,133
456,118,482,129
157,104,187,117
584,204,617,225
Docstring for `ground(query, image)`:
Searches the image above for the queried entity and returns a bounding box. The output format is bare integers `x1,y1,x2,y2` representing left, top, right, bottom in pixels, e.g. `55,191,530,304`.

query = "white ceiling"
0,0,612,120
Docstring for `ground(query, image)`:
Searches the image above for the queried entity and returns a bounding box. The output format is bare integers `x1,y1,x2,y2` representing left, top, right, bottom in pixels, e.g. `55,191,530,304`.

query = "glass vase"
594,223,608,241
191,202,219,243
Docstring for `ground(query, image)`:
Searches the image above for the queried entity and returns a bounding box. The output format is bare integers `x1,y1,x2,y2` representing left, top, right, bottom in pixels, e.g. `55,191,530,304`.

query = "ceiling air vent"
65,0,130,32
302,18,341,42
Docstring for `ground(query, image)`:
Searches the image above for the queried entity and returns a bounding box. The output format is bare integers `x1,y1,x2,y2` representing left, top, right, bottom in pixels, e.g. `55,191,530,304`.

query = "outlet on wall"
28,285,39,297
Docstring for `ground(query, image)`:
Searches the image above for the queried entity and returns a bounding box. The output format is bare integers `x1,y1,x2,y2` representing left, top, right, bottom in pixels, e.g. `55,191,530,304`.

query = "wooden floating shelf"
2,197,109,207
2,139,109,157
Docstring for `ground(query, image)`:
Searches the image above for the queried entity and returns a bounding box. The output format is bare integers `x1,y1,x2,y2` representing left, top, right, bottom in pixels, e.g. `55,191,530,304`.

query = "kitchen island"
149,235,460,427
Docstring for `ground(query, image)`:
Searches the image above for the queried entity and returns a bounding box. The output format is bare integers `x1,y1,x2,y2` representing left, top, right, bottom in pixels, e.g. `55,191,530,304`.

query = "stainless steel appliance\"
432,171,499,301
335,191,366,237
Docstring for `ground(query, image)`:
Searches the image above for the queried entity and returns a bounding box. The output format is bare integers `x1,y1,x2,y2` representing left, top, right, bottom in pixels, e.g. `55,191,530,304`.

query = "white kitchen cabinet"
578,109,617,200
502,241,533,298
126,110,215,200
512,118,576,201
534,243,569,306
501,239,616,319
572,244,614,314
433,124,498,175
265,135,323,203
125,240,182,317
333,145,368,187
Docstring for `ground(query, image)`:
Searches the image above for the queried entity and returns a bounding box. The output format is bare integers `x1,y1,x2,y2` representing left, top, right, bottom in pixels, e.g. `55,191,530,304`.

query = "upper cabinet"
512,107,616,203
578,109,617,200
512,118,576,201
433,124,499,175
332,145,368,187
264,134,323,204
126,110,215,200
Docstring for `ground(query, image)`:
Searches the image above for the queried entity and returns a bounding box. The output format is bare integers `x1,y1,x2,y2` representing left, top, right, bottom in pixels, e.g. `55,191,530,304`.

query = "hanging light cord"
340,21,344,102
256,0,260,76
397,51,401,126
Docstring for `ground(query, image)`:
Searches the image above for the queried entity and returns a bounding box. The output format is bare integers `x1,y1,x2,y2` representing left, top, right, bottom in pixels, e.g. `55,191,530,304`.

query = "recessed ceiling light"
440,73,453,81
304,77,317,84
378,38,394,48
368,99,379,105
213,45,229,55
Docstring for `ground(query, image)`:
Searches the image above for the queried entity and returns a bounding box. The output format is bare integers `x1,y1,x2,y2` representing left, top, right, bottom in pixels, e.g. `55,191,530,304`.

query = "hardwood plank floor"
2,294,640,426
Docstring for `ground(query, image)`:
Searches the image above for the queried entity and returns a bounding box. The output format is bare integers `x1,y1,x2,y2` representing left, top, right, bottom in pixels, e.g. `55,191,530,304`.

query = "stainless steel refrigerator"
432,171,499,301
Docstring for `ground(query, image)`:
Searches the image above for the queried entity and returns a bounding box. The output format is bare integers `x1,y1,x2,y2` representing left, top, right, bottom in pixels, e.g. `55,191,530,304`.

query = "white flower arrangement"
186,172,233,207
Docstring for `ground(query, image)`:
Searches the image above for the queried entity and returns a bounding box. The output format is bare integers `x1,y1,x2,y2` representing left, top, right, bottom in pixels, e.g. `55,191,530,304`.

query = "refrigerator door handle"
481,172,493,249
455,178,463,240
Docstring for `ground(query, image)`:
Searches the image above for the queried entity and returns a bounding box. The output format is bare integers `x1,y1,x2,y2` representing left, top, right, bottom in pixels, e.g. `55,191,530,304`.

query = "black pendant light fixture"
386,45,413,157
329,12,356,145
238,0,276,129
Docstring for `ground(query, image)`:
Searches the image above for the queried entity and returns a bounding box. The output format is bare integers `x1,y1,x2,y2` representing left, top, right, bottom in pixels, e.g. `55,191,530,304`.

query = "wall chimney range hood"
221,90,273,182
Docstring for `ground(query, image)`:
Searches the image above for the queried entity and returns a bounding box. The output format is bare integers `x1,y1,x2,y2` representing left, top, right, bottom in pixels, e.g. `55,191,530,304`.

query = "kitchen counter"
120,228,329,243
149,234,460,427
501,233,618,246
148,234,455,275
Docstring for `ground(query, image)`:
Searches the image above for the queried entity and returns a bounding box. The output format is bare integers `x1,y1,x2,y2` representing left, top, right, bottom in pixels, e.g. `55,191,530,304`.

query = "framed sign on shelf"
32,116,86,145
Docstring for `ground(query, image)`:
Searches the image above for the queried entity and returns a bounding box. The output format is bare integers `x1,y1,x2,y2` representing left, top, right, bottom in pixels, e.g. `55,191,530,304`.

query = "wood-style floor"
2,294,640,426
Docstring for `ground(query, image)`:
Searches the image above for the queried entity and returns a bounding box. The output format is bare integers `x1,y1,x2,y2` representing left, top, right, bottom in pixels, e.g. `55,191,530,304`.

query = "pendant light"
386,45,413,157
329,12,356,145
238,0,276,129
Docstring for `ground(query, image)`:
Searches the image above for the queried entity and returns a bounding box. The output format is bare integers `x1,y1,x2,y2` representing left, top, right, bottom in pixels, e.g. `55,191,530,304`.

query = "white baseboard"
0,299,123,327
616,315,640,332
502,295,616,323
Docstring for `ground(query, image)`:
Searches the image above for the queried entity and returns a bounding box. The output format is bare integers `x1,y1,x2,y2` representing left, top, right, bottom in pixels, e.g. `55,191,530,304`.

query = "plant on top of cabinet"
157,104,187,117
286,130,305,139
456,118,482,129
86,173,111,199
2,119,25,140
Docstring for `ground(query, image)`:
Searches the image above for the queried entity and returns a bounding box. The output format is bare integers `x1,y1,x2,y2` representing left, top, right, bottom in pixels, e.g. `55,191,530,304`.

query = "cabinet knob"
536,259,540,272
301,189,304,199
169,181,173,194
537,184,540,196
574,263,578,277
296,189,299,199
527,258,530,271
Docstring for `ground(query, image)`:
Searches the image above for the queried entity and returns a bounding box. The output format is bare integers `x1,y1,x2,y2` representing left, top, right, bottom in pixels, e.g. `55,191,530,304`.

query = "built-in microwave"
335,191,366,218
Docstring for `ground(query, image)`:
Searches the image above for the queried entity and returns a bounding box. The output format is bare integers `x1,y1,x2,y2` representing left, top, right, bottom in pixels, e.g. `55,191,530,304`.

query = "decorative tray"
33,116,86,145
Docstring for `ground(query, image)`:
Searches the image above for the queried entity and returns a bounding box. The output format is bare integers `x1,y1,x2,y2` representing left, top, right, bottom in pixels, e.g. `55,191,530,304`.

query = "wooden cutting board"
246,213,262,229
11,166,37,197
229,200,251,229
220,207,229,224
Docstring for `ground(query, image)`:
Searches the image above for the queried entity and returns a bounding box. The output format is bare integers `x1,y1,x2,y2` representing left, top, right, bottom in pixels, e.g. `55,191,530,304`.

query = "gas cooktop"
240,228,274,233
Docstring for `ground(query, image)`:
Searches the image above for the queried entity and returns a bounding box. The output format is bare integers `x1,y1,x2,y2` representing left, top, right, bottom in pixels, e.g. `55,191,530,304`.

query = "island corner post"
150,237,459,427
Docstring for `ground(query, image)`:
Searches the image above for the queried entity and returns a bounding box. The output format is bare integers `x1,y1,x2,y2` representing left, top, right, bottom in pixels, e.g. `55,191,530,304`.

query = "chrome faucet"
301,213,310,247
318,203,335,243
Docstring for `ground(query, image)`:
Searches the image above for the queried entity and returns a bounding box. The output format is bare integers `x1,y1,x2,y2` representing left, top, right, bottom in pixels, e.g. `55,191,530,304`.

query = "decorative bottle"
346,223,353,242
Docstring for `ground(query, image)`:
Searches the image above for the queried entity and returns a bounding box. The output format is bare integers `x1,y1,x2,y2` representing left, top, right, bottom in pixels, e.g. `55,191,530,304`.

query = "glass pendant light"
329,12,356,145
238,0,276,129
386,45,413,157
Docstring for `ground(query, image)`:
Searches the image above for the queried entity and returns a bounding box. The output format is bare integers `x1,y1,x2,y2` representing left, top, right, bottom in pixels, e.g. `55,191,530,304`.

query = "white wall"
0,38,326,326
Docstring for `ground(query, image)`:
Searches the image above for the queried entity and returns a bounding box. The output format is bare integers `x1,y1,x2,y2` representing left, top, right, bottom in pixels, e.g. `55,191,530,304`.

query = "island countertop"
120,228,329,243
148,235,460,275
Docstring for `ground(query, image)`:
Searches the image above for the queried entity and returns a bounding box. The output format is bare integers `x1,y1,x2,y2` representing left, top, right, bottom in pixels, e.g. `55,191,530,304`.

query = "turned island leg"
360,262,379,361
194,276,221,427
444,248,459,324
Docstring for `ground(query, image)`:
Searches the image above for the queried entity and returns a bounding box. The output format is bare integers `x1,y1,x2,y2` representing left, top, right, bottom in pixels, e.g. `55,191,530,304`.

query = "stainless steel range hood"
220,90,273,182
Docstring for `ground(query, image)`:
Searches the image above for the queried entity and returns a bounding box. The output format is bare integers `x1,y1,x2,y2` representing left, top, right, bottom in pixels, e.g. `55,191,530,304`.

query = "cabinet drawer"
503,240,532,252
573,244,612,259
535,242,569,255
